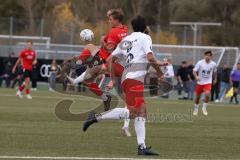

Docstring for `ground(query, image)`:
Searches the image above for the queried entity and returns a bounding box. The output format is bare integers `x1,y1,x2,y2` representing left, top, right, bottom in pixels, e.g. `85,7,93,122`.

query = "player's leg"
193,84,203,116
122,106,131,137
84,80,111,111
202,84,212,115
16,70,28,98
122,79,158,155
24,75,32,99
71,65,106,84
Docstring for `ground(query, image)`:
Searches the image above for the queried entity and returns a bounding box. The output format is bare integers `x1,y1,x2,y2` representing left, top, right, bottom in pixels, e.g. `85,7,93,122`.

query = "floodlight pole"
170,22,222,62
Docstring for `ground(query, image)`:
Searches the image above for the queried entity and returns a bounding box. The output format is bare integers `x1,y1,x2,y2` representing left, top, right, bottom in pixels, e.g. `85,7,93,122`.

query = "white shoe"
202,108,208,116
193,109,198,116
31,88,37,91
214,99,219,103
122,127,131,137
16,90,23,99
26,94,32,99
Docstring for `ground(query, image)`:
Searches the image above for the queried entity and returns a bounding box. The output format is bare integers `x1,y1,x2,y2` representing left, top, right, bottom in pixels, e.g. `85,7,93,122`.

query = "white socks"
134,117,146,148
123,106,130,128
73,71,92,84
203,102,207,110
97,108,129,120
194,104,199,110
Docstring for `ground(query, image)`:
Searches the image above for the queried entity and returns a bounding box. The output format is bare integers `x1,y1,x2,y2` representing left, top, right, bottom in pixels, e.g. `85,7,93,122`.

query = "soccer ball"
80,29,94,41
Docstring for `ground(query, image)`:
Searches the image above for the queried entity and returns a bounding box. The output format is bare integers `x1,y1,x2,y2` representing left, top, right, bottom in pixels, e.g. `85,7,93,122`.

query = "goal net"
152,44,239,68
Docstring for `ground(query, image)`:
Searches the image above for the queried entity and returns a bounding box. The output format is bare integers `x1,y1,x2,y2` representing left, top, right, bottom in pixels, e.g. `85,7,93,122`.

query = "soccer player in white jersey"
192,51,217,116
82,16,166,155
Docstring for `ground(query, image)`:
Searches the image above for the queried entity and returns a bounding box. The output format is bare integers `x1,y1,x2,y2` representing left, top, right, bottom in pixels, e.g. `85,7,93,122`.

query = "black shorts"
85,52,104,68
233,81,239,88
23,69,32,78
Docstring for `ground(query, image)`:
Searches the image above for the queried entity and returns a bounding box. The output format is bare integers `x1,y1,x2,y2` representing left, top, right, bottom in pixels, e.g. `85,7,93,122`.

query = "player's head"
237,63,240,70
26,41,33,50
131,16,147,33
223,63,229,69
204,50,213,62
181,61,187,67
108,9,124,27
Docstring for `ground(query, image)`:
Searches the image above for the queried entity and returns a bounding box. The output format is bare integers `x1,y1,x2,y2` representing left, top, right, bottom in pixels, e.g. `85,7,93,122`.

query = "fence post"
9,16,13,53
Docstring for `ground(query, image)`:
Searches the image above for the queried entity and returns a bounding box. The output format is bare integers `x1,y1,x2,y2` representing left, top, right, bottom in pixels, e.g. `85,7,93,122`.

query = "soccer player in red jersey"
12,41,37,99
66,9,128,111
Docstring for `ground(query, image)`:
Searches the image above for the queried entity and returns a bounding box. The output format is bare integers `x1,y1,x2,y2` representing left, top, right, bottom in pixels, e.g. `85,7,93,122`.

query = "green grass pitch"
0,88,240,159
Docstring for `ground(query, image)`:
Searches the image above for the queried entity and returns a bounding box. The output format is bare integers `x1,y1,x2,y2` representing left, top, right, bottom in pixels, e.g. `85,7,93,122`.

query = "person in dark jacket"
215,64,231,102
230,63,240,104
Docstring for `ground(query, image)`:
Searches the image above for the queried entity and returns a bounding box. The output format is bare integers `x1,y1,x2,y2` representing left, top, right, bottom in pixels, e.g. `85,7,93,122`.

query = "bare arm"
147,52,163,77
213,71,217,84
105,55,119,90
193,70,199,81
12,58,21,73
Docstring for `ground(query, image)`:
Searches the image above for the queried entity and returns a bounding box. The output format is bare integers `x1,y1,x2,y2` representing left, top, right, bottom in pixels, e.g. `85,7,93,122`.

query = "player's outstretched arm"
105,55,118,90
12,58,21,74
147,52,163,77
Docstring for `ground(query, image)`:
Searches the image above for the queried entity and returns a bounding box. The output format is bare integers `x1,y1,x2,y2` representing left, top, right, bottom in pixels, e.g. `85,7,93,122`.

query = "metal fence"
0,17,225,46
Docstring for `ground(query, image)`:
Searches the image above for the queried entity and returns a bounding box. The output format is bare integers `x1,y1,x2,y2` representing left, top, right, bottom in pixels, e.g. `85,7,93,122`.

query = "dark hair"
109,9,124,23
131,16,147,32
204,50,213,56
182,61,187,64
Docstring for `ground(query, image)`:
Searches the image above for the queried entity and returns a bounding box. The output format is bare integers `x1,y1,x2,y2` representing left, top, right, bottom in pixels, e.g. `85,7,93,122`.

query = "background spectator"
176,61,191,99
162,58,174,98
49,59,59,91
11,64,23,88
211,69,221,101
31,63,38,91
188,60,195,100
229,63,240,104
215,64,231,102
0,53,15,87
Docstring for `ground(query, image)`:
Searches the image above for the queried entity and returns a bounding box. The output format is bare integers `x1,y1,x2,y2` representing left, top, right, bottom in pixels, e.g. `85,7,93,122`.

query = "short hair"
108,9,124,23
204,50,213,56
131,16,147,32
27,40,33,44
182,61,187,64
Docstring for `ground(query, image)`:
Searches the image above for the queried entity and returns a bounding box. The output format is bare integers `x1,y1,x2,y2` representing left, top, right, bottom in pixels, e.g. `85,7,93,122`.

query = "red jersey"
99,25,128,60
19,49,36,71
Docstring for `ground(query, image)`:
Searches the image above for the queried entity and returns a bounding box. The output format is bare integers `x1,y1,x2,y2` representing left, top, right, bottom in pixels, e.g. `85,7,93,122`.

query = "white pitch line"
0,156,165,160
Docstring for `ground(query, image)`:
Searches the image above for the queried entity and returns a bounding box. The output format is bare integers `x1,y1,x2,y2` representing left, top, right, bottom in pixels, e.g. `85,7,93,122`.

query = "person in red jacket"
12,41,37,99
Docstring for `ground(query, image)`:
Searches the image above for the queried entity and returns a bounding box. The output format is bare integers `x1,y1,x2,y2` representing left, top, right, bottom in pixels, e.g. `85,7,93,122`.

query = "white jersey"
164,65,174,78
193,59,217,85
112,32,152,82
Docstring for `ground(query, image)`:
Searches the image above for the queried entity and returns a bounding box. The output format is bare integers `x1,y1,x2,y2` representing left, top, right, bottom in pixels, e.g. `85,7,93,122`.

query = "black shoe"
82,112,98,132
103,95,111,111
138,145,159,156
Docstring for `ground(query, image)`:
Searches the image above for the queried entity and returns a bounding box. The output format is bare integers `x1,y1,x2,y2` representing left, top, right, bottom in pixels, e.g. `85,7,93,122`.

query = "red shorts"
104,62,124,77
121,79,145,110
195,83,212,95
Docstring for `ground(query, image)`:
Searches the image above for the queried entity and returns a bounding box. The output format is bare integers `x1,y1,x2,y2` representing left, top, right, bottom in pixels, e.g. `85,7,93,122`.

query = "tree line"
0,0,239,46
